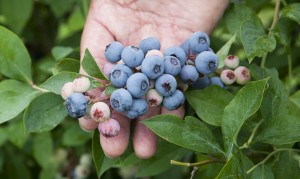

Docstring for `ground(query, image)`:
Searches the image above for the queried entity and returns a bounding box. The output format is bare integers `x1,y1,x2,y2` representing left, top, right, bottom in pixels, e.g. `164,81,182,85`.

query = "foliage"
0,0,300,178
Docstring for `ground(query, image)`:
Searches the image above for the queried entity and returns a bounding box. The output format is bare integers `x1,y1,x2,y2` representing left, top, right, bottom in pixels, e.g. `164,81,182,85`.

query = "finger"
80,3,115,74
161,105,185,119
79,116,98,132
133,106,160,159
100,111,130,159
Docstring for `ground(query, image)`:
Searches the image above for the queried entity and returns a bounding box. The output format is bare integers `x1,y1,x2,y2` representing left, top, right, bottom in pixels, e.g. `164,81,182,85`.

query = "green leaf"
33,132,53,168
136,140,190,177
225,4,260,37
63,123,92,146
0,0,33,34
251,67,300,144
24,93,68,133
82,49,108,81
217,34,236,68
0,128,7,146
222,78,269,145
0,80,39,124
104,85,117,95
216,151,253,179
251,165,274,179
51,46,74,61
290,90,300,108
143,115,224,155
41,72,82,95
6,119,29,148
43,0,75,18
52,58,80,74
241,20,276,63
272,151,300,178
185,86,234,126
281,3,300,24
0,26,32,83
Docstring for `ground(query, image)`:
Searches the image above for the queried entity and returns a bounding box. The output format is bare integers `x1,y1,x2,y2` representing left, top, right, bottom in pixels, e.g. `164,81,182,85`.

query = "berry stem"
170,158,225,167
31,83,48,93
247,148,300,174
240,120,264,149
261,0,281,68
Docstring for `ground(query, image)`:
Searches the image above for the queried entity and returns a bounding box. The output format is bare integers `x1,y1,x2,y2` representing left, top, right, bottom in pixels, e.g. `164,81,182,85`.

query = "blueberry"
109,64,133,88
138,37,161,54
66,93,87,118
155,74,177,97
126,73,150,98
141,55,164,79
125,98,148,119
190,74,211,89
110,88,133,112
195,51,218,74
180,65,199,84
163,46,186,67
188,31,210,53
210,77,224,88
163,90,185,110
121,46,145,67
104,41,124,63
164,56,181,76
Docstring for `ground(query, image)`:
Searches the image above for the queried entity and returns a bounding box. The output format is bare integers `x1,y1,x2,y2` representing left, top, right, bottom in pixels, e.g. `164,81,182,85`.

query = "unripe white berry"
220,69,236,85
90,102,110,123
146,89,163,106
224,55,239,69
234,66,251,85
145,49,164,58
61,82,74,100
98,118,120,138
80,154,92,167
74,165,90,179
73,76,90,93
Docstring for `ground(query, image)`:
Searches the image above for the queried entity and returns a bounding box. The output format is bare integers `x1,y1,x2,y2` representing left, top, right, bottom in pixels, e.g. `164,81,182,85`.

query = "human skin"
80,0,229,158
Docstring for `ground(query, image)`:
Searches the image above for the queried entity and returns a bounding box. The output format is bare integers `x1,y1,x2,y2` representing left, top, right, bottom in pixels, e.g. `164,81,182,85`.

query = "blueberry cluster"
104,31,220,119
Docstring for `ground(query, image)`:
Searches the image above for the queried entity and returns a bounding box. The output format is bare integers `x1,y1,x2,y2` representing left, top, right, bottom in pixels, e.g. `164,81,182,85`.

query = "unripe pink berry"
145,49,164,58
78,116,98,132
220,69,236,85
98,118,120,138
73,76,90,93
103,62,116,78
234,66,251,85
146,89,163,106
90,102,110,122
224,55,239,69
61,82,74,100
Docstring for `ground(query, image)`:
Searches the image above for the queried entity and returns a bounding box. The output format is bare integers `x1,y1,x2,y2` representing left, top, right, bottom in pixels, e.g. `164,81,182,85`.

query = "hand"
80,0,228,159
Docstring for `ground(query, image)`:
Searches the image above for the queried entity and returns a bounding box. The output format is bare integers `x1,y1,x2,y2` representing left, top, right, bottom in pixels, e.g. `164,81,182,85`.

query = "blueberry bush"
1,0,300,178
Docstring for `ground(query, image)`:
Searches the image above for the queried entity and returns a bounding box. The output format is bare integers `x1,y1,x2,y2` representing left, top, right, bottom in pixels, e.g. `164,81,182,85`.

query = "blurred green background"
0,0,300,178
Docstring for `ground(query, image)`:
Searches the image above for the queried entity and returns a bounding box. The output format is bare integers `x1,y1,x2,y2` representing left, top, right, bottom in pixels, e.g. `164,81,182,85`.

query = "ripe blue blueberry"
163,90,185,110
126,73,150,98
141,55,164,79
66,93,87,118
110,88,133,112
210,77,224,88
109,64,133,88
121,46,145,67
195,51,218,74
125,98,148,119
104,41,124,63
164,56,181,76
138,37,161,54
188,31,210,53
155,74,177,97
163,46,186,67
190,74,211,89
180,65,199,84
